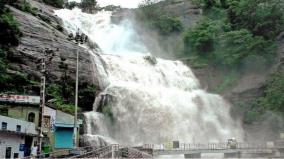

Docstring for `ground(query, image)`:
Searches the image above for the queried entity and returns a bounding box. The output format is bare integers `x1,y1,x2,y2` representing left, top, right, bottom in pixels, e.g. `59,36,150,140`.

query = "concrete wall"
0,133,25,158
0,104,39,126
43,107,57,151
43,106,56,132
0,115,37,135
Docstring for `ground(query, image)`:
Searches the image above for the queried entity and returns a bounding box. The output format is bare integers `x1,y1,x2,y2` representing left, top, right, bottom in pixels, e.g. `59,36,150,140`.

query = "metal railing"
23,145,95,159
126,147,153,158
24,142,284,158
70,144,154,158
143,142,284,151
69,144,118,158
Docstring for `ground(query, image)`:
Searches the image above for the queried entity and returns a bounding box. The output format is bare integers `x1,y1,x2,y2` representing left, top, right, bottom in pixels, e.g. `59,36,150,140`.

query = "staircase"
69,144,153,158
120,147,153,158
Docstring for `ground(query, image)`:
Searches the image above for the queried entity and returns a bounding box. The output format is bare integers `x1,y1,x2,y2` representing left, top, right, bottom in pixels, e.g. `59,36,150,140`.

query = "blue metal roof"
54,123,81,128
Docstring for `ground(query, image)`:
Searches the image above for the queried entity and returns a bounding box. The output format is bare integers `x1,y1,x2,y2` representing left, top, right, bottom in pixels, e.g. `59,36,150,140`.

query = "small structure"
227,138,237,149
54,110,82,149
0,94,40,157
0,94,82,156
0,115,37,158
0,94,40,124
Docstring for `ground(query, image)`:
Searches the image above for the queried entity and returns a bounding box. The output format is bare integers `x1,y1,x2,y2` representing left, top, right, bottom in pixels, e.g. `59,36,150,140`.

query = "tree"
229,0,284,39
193,0,228,9
0,10,21,46
136,0,183,35
42,0,64,8
214,29,275,67
65,1,79,10
183,18,227,54
257,69,284,112
80,0,97,13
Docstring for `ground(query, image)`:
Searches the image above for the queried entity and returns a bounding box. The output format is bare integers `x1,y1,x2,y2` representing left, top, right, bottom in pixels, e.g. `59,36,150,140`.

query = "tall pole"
38,50,47,154
73,45,79,148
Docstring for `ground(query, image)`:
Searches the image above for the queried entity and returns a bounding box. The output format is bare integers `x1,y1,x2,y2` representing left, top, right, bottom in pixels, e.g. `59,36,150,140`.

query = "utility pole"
38,48,54,154
38,49,47,154
73,45,79,148
73,29,88,148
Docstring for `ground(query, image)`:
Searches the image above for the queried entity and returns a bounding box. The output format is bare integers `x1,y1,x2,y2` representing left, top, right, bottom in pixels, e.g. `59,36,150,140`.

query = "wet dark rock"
144,56,157,65
8,1,98,86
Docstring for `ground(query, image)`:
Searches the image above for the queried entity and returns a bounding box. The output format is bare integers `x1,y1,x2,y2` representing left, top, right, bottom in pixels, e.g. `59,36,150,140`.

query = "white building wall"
0,115,37,158
0,115,37,135
0,133,25,158
43,106,56,132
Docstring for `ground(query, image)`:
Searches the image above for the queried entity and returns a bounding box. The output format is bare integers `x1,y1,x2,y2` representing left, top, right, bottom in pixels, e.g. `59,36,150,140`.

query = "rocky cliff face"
9,0,283,119
111,0,202,58
9,0,96,87
9,0,202,89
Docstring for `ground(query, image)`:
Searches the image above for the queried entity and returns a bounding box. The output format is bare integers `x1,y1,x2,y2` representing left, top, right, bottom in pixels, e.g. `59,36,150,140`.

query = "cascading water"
55,7,244,146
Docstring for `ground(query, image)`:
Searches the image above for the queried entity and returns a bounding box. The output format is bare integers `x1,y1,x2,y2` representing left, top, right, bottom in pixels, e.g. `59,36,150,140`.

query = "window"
13,153,19,158
0,108,8,116
16,125,21,132
43,116,51,129
1,122,7,130
28,112,35,122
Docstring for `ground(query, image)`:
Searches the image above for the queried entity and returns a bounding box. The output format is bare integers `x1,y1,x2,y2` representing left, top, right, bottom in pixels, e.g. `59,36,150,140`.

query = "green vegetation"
42,0,64,8
46,82,97,114
214,29,275,67
228,0,284,40
136,0,183,35
38,14,51,24
100,5,121,11
183,18,225,54
65,1,79,10
243,111,262,124
13,1,38,16
183,0,283,68
183,0,284,123
0,4,34,94
46,84,76,115
45,58,97,114
257,70,284,113
0,8,21,46
80,0,97,13
0,1,96,114
244,69,284,124
65,0,98,13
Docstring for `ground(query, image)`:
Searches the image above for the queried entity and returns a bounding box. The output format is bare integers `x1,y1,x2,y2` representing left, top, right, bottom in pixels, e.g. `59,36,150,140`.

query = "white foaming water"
82,112,115,147
55,8,148,55
98,55,243,144
68,0,148,8
55,8,244,145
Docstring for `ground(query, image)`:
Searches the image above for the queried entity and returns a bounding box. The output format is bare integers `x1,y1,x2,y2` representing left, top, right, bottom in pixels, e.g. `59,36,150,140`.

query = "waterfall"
55,8,244,146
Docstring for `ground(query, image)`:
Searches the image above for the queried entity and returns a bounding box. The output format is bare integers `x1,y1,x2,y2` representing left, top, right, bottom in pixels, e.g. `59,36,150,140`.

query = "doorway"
24,136,33,157
5,147,11,159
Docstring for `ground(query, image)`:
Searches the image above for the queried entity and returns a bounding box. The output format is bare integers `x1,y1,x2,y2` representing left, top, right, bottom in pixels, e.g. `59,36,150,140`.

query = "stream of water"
55,7,244,146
